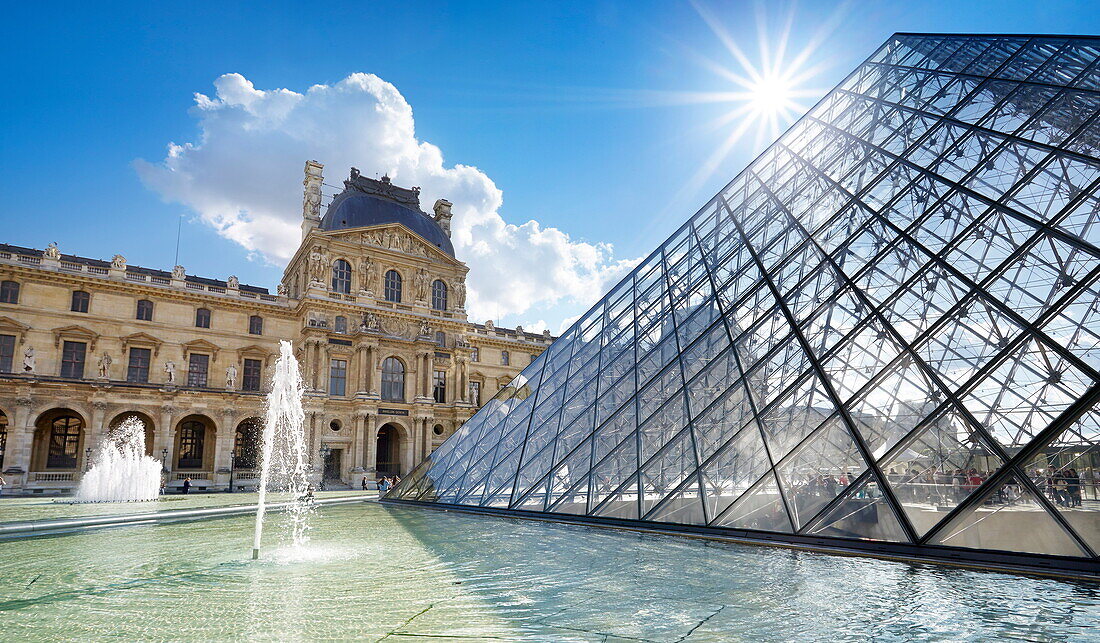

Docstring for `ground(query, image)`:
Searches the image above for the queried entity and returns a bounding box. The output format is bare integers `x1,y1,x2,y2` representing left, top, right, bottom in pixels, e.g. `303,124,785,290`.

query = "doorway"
323,448,343,482
376,424,401,475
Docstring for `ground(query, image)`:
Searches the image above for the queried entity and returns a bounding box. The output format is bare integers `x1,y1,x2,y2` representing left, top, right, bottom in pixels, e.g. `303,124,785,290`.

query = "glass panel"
931,473,1088,557
806,475,910,542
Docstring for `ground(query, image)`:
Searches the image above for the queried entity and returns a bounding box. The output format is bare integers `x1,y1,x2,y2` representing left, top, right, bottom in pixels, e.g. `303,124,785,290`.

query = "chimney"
433,198,453,238
301,160,324,240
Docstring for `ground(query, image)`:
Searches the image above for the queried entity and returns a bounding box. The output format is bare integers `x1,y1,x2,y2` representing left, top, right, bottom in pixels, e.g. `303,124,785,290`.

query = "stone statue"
363,312,380,330
277,283,289,297
227,275,239,290
350,166,361,180
360,257,376,292
484,319,494,331
302,160,324,221
453,280,467,308
419,320,432,337
415,268,429,301
516,325,524,335
308,246,327,283
542,329,552,339
172,265,186,280
363,230,384,246
97,352,112,378
385,230,399,249
164,360,176,384
22,346,35,374
44,242,61,260
111,254,126,270
225,364,238,389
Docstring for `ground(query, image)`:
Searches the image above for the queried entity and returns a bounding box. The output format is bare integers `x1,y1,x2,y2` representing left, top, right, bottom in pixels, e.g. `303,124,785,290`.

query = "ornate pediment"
52,324,99,350
0,316,30,340
120,332,163,356
355,226,458,262
237,344,271,359
182,338,220,359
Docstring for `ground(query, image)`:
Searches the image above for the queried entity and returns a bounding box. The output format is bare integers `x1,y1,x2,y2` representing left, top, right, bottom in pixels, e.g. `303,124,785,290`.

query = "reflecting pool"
1,502,1098,641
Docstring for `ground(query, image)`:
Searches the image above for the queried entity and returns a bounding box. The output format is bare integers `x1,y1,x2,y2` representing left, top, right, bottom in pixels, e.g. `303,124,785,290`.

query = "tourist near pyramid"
389,33,1100,574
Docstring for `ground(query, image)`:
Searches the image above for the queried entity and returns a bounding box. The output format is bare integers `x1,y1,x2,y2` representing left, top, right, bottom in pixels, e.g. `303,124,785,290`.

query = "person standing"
182,477,192,495
0,473,5,497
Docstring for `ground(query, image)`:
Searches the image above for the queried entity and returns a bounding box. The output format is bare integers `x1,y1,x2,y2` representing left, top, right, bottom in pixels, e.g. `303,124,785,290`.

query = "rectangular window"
195,308,211,328
469,381,481,406
501,350,510,366
329,359,347,396
127,347,151,383
0,334,13,373
471,347,479,362
242,358,262,392
60,341,87,378
0,281,19,304
136,299,153,321
249,315,263,335
433,370,446,403
187,353,209,387
71,291,90,313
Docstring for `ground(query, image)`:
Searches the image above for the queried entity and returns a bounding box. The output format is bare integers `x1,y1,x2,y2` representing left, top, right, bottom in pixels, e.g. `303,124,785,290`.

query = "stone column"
364,414,378,478
214,408,236,489
84,401,108,472
319,343,331,392
157,405,176,473
401,420,415,476
4,397,35,488
351,413,366,469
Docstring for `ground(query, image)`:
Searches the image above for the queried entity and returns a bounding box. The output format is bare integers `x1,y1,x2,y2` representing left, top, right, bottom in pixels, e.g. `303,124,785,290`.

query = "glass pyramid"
389,33,1100,569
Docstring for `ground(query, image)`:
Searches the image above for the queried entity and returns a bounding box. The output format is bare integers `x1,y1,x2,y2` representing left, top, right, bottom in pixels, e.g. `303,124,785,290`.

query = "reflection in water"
0,502,1097,640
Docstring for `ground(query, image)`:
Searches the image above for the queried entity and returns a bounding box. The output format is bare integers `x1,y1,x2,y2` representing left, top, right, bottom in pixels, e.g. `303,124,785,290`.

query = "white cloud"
135,72,636,326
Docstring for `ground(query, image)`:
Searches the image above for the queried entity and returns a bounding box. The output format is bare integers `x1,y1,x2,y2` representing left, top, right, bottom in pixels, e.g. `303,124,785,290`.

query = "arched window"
195,308,211,328
46,415,83,469
431,279,448,311
71,290,90,313
501,350,510,366
234,419,261,469
136,299,153,321
177,420,206,469
384,270,402,302
334,315,347,334
381,357,405,401
435,330,446,347
0,281,19,304
331,259,352,294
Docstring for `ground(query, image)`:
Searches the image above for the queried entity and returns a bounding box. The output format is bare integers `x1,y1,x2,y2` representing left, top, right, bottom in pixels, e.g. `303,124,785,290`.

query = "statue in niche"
453,280,466,308
415,268,429,301
164,360,176,384
44,242,61,260
22,346,35,374
97,352,112,378
172,265,186,280
227,275,239,290
308,246,327,283
225,364,238,389
360,256,376,292
111,254,126,270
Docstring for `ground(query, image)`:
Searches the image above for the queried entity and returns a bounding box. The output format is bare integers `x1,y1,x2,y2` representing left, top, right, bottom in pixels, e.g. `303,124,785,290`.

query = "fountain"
253,340,313,559
76,416,161,503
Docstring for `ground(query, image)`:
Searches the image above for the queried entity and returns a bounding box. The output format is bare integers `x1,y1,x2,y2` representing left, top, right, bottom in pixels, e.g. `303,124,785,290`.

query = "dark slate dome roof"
320,171,455,258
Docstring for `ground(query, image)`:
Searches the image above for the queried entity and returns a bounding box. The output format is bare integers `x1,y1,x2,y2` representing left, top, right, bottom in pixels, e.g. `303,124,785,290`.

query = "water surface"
0,502,1097,641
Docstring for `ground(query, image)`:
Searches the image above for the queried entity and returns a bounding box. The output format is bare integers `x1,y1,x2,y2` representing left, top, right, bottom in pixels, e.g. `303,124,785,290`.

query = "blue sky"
2,1,1098,332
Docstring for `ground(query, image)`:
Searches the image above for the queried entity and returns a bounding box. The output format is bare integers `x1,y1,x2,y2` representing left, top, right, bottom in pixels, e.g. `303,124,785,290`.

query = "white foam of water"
76,416,161,503
253,340,313,559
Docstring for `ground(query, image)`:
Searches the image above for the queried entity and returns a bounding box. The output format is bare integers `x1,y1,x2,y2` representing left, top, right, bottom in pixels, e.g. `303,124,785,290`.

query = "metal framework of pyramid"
388,33,1100,574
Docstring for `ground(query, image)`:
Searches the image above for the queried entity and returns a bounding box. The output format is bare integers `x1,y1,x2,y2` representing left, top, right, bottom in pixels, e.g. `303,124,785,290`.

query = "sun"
669,0,847,194
748,72,796,117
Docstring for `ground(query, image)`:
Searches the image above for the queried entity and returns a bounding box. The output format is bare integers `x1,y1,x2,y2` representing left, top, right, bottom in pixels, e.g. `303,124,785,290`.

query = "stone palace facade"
0,162,552,493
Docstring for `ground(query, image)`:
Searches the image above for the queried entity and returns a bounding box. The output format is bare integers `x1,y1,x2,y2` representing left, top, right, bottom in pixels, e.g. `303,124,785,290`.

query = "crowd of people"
365,476,400,493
